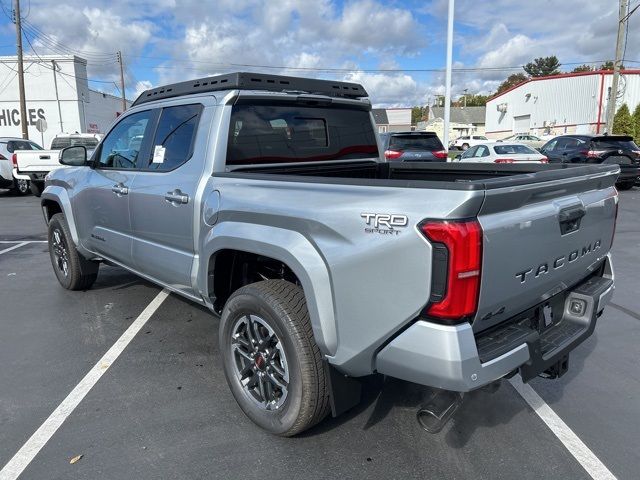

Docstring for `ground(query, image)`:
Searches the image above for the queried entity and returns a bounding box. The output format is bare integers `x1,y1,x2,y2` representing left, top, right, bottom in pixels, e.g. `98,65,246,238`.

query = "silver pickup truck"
41,73,618,436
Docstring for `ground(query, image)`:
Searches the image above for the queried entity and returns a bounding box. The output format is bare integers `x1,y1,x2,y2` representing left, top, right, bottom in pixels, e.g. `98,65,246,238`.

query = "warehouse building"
485,70,640,139
0,55,130,147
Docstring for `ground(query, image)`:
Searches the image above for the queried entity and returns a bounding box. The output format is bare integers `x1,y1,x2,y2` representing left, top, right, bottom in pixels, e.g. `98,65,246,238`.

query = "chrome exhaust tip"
416,390,464,434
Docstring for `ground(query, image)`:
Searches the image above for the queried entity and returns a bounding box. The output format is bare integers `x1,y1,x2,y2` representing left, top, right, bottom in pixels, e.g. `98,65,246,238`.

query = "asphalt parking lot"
1,188,639,480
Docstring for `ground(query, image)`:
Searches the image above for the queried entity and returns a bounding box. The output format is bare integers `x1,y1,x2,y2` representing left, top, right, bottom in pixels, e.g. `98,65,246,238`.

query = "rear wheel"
219,280,330,436
30,181,44,197
617,181,635,191
12,178,30,195
48,213,99,290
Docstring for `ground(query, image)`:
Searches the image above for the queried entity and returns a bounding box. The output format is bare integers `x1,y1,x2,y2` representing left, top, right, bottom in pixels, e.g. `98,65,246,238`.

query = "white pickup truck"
13,133,101,196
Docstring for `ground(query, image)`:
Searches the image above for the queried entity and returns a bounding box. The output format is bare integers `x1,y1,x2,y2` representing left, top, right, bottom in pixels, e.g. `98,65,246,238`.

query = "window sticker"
152,145,166,163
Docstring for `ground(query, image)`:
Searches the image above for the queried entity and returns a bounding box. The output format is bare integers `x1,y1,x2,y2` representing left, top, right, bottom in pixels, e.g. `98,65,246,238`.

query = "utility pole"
605,0,628,134
13,0,29,139
443,0,455,150
51,60,63,132
117,51,126,112
463,88,468,108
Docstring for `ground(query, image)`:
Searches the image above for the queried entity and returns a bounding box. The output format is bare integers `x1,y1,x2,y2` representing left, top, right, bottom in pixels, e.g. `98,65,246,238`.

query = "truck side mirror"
59,146,87,166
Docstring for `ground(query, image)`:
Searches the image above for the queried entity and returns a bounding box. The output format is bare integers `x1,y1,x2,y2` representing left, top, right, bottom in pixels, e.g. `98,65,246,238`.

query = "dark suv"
380,131,447,162
540,135,640,190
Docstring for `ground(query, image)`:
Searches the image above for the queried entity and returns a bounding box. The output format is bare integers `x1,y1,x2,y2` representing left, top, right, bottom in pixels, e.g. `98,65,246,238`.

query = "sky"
0,0,638,107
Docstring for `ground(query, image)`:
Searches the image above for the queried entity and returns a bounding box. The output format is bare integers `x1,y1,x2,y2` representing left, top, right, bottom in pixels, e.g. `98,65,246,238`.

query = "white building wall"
386,108,411,125
485,72,640,139
0,55,127,148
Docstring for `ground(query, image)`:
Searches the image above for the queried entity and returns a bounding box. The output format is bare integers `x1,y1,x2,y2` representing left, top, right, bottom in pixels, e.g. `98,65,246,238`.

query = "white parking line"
0,241,47,244
0,242,29,255
509,377,616,480
0,289,170,480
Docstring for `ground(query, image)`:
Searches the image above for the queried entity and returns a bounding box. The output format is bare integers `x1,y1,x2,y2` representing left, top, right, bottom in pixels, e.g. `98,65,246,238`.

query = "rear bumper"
617,165,640,182
376,254,614,392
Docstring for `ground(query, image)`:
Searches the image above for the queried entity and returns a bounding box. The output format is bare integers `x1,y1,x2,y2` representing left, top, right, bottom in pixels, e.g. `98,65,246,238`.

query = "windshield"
50,137,100,150
493,144,538,155
389,135,443,151
227,103,378,165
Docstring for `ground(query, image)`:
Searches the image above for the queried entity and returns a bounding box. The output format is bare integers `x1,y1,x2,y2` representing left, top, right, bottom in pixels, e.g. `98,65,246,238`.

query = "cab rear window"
227,104,378,165
51,137,99,149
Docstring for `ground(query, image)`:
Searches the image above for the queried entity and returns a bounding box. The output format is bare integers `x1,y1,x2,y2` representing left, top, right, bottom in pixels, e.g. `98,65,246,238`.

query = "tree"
600,60,625,71
523,56,561,77
612,103,634,136
411,106,428,124
572,64,594,73
632,103,640,143
497,73,528,94
460,94,489,106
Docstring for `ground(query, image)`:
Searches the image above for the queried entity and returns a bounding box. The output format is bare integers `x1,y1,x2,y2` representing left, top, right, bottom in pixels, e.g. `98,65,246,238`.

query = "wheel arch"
201,222,337,356
41,186,80,246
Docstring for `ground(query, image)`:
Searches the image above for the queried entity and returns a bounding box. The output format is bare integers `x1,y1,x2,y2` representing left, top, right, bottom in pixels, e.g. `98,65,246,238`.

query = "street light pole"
443,0,455,150
605,0,628,133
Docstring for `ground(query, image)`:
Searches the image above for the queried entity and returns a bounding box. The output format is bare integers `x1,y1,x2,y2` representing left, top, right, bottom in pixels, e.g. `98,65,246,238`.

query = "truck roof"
131,72,368,107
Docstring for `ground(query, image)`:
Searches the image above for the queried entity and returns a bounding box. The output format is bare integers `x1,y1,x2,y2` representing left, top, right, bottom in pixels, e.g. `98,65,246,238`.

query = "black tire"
616,182,634,191
48,213,99,290
219,280,330,436
12,178,30,195
30,181,44,197
462,143,470,150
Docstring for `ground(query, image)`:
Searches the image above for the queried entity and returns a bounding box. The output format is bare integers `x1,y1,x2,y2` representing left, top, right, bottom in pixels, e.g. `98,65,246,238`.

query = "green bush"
612,103,634,136
632,103,640,144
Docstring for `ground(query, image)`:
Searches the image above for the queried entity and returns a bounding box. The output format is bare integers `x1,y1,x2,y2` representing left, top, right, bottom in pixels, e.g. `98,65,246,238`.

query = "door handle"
111,183,128,196
164,189,189,205
39,155,51,160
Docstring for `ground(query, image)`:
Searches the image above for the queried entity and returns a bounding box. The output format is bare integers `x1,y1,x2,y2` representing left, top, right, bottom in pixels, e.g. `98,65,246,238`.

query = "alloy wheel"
230,314,290,410
51,229,69,277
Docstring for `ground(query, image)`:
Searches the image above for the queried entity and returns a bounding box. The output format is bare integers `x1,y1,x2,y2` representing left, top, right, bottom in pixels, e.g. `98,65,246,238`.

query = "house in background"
372,107,413,133
428,106,486,136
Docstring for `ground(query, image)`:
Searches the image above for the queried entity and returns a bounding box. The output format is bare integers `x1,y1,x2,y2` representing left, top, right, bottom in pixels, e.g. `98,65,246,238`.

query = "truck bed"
228,160,617,191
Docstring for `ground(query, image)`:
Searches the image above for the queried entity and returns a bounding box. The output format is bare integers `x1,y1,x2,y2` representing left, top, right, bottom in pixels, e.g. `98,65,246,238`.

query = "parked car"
449,134,488,150
0,137,42,195
540,135,640,190
380,131,447,161
457,142,548,164
497,134,546,150
13,133,102,197
42,72,617,436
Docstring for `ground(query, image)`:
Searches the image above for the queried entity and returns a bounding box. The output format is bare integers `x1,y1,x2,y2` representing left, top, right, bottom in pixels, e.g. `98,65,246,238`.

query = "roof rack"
131,72,368,107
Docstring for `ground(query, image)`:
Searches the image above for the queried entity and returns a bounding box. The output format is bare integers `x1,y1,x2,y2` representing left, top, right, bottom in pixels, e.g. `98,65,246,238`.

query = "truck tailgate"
473,164,618,332
16,150,61,172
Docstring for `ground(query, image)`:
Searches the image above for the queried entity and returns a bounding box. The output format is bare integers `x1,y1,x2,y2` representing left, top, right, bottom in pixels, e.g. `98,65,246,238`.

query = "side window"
462,146,477,158
543,139,558,152
144,104,202,171
6,141,34,152
97,110,154,169
474,145,489,157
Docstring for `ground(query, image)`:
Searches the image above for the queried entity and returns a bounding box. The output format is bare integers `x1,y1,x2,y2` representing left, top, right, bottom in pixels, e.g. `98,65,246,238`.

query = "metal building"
0,55,130,147
485,70,640,139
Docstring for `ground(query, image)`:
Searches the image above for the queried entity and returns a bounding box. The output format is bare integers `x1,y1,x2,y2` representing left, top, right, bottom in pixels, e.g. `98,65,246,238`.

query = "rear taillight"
611,194,619,247
539,157,548,163
384,149,403,160
432,150,448,159
494,158,514,163
11,153,17,167
420,220,483,322
585,150,605,159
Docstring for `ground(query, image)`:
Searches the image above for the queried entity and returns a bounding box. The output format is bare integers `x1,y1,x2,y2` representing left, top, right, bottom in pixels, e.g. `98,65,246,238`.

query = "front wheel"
12,178,30,195
48,213,99,290
219,280,330,436
30,181,44,197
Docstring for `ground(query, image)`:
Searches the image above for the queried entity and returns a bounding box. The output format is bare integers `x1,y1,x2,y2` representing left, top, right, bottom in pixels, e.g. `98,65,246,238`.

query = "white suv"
450,135,488,151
